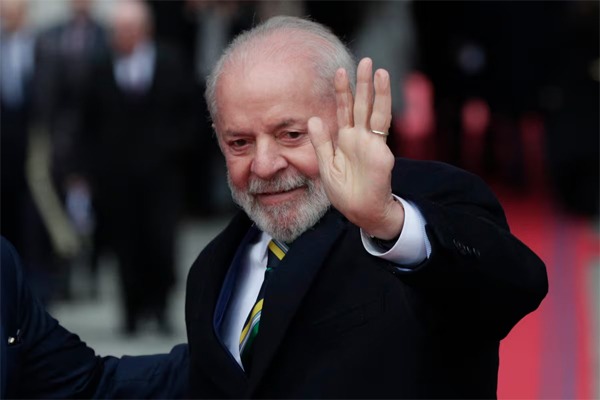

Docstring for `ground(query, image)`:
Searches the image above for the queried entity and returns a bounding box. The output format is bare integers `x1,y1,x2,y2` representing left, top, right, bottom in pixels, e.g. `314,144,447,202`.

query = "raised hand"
308,57,404,240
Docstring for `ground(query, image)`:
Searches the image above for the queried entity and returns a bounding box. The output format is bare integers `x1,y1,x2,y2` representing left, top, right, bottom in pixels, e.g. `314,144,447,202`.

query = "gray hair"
205,15,356,124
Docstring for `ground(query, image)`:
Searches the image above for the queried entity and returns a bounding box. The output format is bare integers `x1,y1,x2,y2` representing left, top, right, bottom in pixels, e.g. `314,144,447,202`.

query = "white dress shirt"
113,41,156,93
0,30,34,107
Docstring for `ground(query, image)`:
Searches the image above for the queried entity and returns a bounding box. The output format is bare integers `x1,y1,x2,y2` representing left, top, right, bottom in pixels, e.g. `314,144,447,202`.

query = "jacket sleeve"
2,236,98,398
93,345,189,399
1,236,188,399
389,160,548,340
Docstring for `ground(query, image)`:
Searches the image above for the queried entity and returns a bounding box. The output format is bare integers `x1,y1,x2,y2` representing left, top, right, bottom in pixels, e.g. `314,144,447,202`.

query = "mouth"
254,186,306,205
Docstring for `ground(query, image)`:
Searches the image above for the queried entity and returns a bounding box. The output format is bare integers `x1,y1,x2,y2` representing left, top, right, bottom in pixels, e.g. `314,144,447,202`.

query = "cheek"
225,156,251,190
289,145,321,179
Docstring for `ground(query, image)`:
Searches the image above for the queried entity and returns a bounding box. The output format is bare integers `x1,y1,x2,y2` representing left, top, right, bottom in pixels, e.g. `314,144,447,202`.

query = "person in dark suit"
183,16,548,398
0,0,54,302
35,0,109,189
0,236,188,398
32,0,110,301
0,0,34,253
75,0,197,334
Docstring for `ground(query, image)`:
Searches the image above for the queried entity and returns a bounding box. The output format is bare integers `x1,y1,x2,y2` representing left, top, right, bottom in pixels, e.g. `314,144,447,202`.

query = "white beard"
228,169,330,243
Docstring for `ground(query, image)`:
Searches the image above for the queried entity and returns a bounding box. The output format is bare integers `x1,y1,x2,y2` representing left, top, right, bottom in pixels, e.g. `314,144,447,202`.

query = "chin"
251,199,330,243
228,171,330,242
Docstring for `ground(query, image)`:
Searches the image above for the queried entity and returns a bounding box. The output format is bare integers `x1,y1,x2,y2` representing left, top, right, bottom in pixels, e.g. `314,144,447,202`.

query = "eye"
279,131,307,144
230,139,248,148
278,131,307,146
226,138,251,154
285,131,302,139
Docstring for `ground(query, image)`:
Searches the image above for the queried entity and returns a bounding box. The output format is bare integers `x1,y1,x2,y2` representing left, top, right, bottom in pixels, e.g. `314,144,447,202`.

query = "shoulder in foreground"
1,236,20,275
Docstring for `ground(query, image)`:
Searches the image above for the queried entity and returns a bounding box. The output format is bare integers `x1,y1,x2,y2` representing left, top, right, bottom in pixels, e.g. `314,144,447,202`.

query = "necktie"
239,239,288,370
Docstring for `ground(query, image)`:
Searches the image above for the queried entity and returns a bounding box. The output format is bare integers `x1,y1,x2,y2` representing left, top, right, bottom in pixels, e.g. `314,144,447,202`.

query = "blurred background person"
72,0,197,335
34,0,110,299
0,0,35,268
0,0,65,303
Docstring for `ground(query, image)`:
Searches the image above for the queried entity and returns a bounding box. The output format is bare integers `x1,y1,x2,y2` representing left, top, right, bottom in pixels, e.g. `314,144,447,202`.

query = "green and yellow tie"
239,239,288,370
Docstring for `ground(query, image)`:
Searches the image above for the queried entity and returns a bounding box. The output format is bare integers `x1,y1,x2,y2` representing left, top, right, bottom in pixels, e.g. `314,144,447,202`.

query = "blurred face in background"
111,0,150,55
214,55,337,242
70,0,93,18
0,0,28,33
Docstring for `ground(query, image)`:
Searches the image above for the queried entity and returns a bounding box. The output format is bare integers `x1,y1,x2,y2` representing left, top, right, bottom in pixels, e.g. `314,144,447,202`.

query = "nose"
250,138,288,179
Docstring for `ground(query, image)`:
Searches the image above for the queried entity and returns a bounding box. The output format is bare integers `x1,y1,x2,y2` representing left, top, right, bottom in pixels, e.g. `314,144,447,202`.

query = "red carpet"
496,190,598,399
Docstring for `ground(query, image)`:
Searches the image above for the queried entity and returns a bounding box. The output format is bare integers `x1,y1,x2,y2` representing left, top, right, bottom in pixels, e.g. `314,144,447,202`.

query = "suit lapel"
187,212,252,397
246,209,348,394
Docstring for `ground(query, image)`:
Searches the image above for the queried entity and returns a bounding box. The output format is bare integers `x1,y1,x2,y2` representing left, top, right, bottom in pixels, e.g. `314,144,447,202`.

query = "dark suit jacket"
76,42,198,312
34,17,109,182
185,158,548,399
0,237,188,399
78,42,196,186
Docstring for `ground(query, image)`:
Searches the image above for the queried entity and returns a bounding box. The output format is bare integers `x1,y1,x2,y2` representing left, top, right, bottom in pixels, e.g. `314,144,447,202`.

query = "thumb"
308,116,334,165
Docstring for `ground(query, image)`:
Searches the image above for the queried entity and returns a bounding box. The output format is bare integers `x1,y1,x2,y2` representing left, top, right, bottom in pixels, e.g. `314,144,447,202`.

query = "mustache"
247,173,309,195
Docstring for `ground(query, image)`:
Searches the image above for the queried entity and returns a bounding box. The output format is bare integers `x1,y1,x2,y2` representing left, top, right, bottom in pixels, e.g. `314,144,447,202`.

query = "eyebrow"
223,118,304,137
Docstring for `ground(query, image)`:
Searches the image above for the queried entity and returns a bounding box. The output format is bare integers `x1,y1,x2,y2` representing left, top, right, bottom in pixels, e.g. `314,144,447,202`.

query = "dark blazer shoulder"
1,237,189,399
392,157,494,195
0,236,101,398
1,238,21,399
392,157,508,227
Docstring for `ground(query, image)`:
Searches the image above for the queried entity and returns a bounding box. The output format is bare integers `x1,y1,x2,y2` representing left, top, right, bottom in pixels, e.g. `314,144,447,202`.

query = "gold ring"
370,129,389,137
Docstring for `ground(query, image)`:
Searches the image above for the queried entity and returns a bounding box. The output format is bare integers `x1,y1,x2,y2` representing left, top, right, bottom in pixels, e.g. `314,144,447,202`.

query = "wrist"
366,196,405,240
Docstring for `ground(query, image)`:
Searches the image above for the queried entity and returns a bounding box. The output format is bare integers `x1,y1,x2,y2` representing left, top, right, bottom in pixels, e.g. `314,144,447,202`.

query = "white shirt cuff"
360,196,431,268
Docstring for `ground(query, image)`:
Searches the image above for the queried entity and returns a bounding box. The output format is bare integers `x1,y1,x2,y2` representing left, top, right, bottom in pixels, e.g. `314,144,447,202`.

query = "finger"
370,68,392,135
308,116,334,167
353,58,373,128
335,68,354,129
